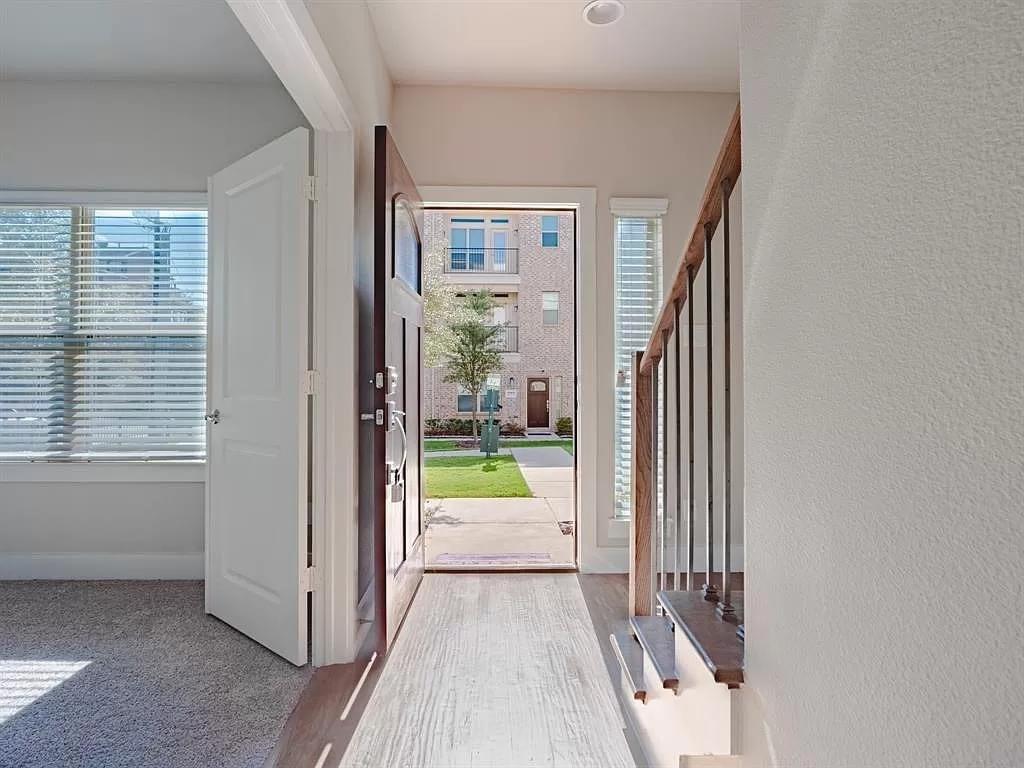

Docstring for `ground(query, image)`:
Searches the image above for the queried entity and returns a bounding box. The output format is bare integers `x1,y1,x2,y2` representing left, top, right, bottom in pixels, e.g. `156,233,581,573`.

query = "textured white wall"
0,80,307,577
740,2,1023,766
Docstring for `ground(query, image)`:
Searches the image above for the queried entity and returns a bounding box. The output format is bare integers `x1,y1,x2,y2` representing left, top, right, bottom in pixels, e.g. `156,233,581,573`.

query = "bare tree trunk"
472,400,479,439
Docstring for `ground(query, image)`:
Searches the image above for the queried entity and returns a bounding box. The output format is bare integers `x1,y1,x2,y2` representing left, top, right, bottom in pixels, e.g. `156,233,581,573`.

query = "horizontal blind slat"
0,205,208,461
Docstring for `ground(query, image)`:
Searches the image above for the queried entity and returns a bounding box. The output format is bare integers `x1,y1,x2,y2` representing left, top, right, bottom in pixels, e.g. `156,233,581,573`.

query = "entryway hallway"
339,573,635,768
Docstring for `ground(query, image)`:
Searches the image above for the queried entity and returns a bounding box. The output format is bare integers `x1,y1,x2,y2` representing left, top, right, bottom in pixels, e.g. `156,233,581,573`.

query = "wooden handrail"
639,104,741,374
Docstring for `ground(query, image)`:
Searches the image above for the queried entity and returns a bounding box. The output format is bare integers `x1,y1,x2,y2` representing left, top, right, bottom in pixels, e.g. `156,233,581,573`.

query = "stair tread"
628,615,678,691
657,590,744,686
609,629,646,702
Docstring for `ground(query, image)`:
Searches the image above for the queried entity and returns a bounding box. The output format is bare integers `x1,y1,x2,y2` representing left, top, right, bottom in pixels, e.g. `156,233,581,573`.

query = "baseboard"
0,552,204,580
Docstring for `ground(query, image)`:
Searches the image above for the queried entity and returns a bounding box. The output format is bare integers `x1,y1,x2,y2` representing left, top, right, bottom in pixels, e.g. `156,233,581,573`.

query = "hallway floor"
339,574,635,768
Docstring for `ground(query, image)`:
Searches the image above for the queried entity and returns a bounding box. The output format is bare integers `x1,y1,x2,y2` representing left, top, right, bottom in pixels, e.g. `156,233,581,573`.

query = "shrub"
500,420,525,437
425,417,500,437
555,416,573,437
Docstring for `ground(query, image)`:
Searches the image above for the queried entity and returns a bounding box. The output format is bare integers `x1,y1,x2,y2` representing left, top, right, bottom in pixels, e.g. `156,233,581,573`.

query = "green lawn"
424,455,533,498
424,437,573,454
424,439,460,452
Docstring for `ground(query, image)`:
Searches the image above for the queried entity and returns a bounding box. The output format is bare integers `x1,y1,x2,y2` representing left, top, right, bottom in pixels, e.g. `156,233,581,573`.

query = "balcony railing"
445,247,519,274
488,325,519,353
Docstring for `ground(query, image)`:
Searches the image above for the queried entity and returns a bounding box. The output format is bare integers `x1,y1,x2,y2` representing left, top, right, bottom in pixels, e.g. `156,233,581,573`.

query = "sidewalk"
424,445,576,569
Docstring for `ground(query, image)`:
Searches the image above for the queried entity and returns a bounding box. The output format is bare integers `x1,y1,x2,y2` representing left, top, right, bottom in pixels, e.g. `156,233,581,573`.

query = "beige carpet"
0,580,311,768
341,573,635,768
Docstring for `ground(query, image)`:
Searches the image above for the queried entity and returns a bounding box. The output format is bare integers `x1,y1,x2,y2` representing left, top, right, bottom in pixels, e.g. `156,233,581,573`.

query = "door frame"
526,376,552,431
420,186,607,572
229,0,360,666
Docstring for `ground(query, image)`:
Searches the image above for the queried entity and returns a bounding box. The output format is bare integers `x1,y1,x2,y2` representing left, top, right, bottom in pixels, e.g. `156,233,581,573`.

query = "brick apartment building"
422,209,574,434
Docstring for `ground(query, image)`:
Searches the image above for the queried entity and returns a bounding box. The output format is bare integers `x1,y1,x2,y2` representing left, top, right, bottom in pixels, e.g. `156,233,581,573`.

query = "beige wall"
393,85,737,568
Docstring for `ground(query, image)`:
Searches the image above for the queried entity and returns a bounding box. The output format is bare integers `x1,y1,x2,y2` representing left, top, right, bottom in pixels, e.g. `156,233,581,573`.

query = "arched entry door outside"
526,377,549,429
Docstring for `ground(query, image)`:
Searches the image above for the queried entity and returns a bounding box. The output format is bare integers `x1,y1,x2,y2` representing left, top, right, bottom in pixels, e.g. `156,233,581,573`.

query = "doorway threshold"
426,564,578,574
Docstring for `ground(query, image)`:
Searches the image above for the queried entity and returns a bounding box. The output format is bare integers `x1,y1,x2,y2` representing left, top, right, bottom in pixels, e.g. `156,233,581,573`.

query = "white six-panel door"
205,127,310,665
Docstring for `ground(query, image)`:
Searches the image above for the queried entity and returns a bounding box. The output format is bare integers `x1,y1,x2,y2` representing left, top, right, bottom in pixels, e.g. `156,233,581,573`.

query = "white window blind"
0,205,208,461
613,216,663,518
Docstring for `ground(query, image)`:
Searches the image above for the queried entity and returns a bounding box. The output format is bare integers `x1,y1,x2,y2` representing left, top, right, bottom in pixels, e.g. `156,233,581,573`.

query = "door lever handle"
204,409,220,424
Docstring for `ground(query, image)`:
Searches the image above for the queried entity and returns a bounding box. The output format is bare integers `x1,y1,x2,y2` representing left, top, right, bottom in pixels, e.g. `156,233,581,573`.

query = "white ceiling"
366,0,740,93
0,0,276,83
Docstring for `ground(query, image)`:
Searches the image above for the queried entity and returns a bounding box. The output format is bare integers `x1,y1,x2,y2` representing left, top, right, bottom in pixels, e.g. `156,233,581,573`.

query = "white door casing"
206,127,311,666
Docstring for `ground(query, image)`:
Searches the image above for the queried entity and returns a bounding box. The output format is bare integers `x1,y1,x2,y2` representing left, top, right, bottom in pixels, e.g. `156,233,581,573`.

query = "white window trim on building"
542,291,560,325
611,197,668,520
541,215,559,247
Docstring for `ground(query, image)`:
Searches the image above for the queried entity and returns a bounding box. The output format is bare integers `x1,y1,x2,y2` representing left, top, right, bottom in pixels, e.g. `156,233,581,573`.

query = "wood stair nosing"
609,629,647,703
656,590,745,687
628,615,679,692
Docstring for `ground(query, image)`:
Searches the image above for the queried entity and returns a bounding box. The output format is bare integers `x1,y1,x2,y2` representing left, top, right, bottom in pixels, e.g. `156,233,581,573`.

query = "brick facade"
423,210,575,433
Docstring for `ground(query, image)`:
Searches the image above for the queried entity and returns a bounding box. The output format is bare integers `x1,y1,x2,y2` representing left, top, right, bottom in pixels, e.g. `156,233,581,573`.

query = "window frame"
456,374,501,413
611,211,665,519
542,291,560,326
540,215,559,247
0,190,208,479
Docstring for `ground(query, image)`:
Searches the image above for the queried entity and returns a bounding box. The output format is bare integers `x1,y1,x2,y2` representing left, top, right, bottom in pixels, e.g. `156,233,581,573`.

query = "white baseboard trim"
0,552,204,580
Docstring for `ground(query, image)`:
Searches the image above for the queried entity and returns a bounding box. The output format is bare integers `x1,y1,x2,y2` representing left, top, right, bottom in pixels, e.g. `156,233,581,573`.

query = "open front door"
374,126,425,653
206,127,311,666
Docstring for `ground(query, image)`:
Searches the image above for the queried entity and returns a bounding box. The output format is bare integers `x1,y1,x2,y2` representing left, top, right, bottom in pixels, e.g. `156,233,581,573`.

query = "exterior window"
541,215,559,247
0,204,208,461
457,375,501,412
449,218,485,271
613,216,663,518
542,292,559,325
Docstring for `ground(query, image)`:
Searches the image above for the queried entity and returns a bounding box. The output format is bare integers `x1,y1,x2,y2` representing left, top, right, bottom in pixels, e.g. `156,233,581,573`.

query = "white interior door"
205,127,311,666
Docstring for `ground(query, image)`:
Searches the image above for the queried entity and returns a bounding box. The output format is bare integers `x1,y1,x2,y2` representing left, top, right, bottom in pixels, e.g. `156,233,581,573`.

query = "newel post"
629,349,655,616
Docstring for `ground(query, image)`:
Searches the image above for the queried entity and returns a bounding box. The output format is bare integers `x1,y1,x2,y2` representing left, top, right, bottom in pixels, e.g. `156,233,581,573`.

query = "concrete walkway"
425,445,576,569
509,445,574,499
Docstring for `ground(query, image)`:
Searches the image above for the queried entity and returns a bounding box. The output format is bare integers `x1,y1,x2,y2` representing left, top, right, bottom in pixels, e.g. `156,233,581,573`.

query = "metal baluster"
686,267,696,592
673,299,682,592
702,222,718,602
718,179,736,621
661,328,670,593
651,360,660,608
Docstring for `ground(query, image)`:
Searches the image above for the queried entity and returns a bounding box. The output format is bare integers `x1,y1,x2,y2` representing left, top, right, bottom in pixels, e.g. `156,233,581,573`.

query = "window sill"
0,462,206,483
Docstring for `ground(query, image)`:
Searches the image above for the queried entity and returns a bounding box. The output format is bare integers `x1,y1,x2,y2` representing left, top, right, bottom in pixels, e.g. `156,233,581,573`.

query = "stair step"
609,629,646,703
628,615,678,692
657,590,745,686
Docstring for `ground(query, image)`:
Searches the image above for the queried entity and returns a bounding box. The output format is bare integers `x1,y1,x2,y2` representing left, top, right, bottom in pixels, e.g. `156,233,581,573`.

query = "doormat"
434,553,553,565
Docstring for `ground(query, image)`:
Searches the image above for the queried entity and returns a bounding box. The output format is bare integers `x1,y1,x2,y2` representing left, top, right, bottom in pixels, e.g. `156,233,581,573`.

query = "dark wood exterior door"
373,125,424,655
526,378,549,428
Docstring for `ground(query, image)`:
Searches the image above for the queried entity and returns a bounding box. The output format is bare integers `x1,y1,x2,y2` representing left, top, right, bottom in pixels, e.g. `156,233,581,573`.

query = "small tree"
442,291,501,438
423,243,470,368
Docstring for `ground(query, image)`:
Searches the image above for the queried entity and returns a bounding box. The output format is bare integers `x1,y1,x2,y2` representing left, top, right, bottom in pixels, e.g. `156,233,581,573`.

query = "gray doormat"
433,552,553,565
0,580,311,768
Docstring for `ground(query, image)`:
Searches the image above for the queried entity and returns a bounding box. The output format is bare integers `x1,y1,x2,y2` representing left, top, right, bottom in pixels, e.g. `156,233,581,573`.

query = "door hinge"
304,369,319,396
305,175,318,201
301,566,318,593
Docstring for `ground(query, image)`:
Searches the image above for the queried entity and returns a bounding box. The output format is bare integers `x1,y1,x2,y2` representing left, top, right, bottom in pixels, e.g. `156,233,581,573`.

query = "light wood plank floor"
339,574,636,768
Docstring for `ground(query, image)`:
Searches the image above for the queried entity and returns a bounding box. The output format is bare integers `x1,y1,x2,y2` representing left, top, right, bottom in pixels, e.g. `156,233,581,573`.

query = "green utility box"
480,387,501,456
480,423,500,455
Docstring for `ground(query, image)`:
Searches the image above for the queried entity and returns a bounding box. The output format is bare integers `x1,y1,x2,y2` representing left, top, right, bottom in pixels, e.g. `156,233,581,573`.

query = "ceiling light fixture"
582,0,625,27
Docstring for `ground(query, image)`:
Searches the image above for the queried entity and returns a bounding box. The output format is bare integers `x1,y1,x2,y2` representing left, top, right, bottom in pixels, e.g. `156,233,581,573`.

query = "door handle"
204,409,220,424
391,407,408,479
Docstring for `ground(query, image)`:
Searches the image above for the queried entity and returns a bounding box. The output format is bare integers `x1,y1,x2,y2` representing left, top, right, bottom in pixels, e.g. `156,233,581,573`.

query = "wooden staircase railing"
628,102,744,658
